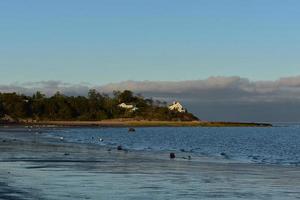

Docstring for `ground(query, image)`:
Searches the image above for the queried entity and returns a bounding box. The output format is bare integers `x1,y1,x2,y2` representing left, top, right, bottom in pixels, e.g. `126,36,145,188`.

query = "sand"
14,119,272,127
0,127,299,200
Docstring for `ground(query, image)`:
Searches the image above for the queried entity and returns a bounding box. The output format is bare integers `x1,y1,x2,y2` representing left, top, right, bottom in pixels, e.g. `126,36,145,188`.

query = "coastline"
2,119,272,127
0,126,299,200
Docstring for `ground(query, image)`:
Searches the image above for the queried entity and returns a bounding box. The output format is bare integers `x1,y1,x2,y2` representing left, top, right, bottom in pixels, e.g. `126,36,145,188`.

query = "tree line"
0,90,198,121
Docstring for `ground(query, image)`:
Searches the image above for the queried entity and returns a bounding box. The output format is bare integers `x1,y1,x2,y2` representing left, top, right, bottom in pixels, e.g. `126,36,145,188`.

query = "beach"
14,119,272,127
2,1,300,199
1,126,300,200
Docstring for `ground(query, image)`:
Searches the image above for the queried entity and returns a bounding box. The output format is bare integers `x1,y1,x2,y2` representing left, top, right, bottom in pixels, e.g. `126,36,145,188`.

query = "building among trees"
168,101,186,113
118,103,138,112
0,90,198,122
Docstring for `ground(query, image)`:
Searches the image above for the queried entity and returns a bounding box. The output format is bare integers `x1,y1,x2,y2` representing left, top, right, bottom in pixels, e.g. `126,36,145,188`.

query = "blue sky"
1,0,300,84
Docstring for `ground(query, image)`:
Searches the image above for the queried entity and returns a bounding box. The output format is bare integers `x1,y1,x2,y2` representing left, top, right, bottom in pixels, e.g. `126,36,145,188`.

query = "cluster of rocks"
169,152,191,160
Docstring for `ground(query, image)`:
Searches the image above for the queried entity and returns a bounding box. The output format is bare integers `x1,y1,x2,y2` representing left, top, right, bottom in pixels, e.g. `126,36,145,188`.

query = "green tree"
0,90,198,121
0,93,30,119
115,90,134,103
87,89,106,120
32,91,46,119
0,99,4,118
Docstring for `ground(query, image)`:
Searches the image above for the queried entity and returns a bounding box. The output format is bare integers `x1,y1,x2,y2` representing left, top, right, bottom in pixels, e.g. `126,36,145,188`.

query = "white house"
168,101,186,113
118,103,138,112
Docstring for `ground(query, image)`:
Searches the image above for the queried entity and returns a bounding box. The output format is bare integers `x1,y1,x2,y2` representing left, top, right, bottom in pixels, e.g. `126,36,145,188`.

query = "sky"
1,0,300,84
1,1,300,122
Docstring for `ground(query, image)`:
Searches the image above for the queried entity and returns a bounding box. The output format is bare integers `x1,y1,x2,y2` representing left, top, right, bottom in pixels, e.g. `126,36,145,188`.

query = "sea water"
46,124,300,166
1,125,300,200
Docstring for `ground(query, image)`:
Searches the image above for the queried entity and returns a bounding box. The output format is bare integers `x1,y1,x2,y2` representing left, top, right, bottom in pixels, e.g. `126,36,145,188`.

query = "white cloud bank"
100,76,300,103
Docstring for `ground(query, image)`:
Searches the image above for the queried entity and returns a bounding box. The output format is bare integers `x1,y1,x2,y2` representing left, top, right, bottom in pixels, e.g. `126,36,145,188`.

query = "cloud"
0,81,90,96
99,76,300,103
1,76,300,122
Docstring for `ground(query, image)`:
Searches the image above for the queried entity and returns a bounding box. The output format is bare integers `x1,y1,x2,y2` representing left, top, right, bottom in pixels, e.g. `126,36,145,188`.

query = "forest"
0,90,198,122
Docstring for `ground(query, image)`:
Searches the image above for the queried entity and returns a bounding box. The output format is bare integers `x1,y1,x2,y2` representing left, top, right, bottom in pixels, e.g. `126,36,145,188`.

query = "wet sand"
0,127,299,200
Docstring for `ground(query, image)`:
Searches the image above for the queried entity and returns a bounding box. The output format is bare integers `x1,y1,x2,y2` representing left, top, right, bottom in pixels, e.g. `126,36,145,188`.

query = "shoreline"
1,120,272,127
0,126,299,200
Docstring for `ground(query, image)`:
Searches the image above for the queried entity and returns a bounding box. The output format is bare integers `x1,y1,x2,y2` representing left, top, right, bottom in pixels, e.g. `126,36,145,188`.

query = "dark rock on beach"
128,128,136,132
170,153,176,159
117,145,123,151
220,152,229,159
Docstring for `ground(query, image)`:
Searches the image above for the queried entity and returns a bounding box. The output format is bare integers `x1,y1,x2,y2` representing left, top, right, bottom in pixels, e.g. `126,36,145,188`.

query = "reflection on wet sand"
0,127,300,200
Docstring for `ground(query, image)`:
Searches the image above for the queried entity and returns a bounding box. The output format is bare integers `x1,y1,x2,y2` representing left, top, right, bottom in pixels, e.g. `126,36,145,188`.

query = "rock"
117,145,123,151
64,153,70,156
220,152,229,159
182,155,192,160
170,152,176,159
2,140,6,143
128,128,136,132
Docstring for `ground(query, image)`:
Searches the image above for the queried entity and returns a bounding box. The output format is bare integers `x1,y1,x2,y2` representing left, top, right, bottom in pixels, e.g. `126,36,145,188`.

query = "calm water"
1,125,300,199
46,124,300,165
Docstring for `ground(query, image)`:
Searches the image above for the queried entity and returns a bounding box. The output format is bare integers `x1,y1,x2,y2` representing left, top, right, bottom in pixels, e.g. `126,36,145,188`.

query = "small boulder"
128,128,136,132
183,156,192,160
117,145,123,151
170,152,176,159
220,152,229,159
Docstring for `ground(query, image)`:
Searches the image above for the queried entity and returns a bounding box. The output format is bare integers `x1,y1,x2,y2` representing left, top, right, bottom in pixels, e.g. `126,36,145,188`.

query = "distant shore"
1,119,272,127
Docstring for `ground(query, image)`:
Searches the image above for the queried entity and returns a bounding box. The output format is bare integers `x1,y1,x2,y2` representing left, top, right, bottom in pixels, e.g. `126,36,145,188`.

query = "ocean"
1,125,300,199
46,124,300,166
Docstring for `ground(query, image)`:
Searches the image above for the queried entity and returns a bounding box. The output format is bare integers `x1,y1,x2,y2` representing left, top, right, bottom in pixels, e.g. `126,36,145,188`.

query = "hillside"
0,90,198,122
